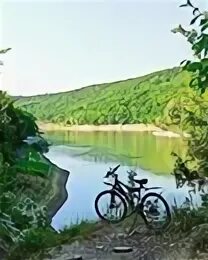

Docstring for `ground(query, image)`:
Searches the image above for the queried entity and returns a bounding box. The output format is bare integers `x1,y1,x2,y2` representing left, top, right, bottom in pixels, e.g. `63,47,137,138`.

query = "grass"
16,146,51,177
16,160,50,178
7,199,208,260
8,220,101,260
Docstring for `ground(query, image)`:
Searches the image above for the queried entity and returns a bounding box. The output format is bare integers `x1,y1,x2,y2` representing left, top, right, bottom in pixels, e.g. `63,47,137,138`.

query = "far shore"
38,122,191,138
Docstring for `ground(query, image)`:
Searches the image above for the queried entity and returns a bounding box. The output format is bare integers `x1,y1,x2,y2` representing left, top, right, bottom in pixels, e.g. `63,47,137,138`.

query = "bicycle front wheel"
140,192,171,231
94,190,127,224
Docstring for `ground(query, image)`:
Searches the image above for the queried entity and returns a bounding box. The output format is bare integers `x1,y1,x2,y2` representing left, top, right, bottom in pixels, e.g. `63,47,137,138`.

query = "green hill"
14,67,204,131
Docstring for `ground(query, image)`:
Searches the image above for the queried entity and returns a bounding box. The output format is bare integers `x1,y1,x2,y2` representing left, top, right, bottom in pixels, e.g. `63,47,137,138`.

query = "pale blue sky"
1,0,207,96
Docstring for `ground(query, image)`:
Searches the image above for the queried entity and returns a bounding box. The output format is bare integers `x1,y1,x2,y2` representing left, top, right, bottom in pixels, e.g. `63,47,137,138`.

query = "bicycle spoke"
141,193,171,230
95,191,127,223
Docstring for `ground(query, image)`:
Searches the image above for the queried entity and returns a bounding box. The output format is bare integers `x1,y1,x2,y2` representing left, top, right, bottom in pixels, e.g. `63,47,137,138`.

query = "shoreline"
38,122,191,138
42,155,70,222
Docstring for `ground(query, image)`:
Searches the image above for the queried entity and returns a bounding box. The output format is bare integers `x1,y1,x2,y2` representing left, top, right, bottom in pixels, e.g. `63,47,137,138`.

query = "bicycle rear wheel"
140,192,171,231
94,190,127,224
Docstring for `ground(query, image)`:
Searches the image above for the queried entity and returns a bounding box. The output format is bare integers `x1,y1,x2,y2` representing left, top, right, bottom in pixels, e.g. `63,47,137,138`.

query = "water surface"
43,131,202,230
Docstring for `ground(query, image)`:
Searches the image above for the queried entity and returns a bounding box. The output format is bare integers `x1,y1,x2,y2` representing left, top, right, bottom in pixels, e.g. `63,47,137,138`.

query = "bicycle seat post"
114,173,118,182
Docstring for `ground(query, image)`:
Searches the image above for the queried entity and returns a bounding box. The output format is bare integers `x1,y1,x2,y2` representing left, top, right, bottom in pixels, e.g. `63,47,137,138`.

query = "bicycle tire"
94,190,128,224
140,192,171,230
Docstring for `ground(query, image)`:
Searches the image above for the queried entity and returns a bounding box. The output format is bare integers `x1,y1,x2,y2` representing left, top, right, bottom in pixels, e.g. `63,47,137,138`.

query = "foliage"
0,192,48,243
169,4,208,253
8,221,100,260
172,0,208,94
169,0,208,177
170,193,208,233
15,67,195,128
0,48,51,254
0,48,12,54
0,91,40,164
2,1,208,256
0,48,11,69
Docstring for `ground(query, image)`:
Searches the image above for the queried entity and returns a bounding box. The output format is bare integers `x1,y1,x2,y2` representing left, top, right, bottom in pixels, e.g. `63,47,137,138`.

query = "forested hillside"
14,67,202,129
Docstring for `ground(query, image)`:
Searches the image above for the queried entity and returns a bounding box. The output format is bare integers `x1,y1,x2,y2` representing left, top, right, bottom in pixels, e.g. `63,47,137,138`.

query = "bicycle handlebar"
104,164,120,178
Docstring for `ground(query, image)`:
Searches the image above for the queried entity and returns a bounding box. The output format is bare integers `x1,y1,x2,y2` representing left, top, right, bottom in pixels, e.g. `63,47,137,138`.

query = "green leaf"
189,78,198,88
182,61,191,70
180,59,187,65
201,23,208,32
0,48,11,54
186,62,203,72
200,19,207,26
190,14,202,25
201,87,206,94
202,58,208,64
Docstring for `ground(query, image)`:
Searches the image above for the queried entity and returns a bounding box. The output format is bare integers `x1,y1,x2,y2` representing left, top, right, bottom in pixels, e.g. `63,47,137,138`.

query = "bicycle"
94,164,171,230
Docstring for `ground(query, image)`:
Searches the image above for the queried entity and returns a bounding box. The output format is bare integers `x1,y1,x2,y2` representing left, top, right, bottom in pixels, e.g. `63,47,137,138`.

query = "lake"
42,130,202,231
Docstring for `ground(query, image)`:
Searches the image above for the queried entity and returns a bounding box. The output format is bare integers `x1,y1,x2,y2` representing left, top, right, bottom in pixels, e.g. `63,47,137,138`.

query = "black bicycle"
95,165,171,230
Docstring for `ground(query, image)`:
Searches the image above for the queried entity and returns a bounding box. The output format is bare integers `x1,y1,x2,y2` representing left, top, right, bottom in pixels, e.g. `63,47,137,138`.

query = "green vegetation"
13,2,208,180
14,67,208,140
0,48,65,259
0,89,50,255
0,48,100,259
0,49,98,259
170,0,208,176
14,67,196,130
1,0,208,258
168,2,208,256
8,220,100,260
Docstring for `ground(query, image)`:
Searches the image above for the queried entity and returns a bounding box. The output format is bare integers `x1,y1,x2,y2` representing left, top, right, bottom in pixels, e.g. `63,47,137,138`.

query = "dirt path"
39,221,208,260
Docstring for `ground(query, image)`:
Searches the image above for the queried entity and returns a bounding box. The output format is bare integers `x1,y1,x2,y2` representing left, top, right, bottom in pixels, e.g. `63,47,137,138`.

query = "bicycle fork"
109,193,116,209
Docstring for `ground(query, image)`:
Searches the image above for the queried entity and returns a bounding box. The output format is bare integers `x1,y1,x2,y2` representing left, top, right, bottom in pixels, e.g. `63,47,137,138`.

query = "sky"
0,0,208,96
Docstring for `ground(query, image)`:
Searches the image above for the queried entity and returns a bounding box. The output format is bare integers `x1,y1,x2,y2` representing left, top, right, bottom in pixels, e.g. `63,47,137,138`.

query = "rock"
109,233,116,239
70,240,80,248
104,235,112,242
169,243,176,247
117,233,127,239
113,246,133,253
67,255,82,260
96,245,104,250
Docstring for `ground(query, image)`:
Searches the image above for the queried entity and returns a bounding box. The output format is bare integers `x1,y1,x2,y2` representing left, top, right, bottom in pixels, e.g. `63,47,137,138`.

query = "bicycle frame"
97,167,171,228
104,174,142,204
104,174,162,207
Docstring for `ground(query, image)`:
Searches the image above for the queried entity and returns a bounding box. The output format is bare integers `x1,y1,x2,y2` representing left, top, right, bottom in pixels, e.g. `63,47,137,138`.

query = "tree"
172,1,208,94
171,0,208,177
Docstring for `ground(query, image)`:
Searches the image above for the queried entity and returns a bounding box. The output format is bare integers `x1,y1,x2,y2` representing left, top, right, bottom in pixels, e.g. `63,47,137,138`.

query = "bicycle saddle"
133,178,148,185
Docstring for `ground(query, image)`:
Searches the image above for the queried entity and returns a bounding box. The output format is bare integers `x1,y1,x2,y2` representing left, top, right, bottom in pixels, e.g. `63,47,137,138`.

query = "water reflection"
43,130,187,174
45,145,205,231
42,130,208,231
